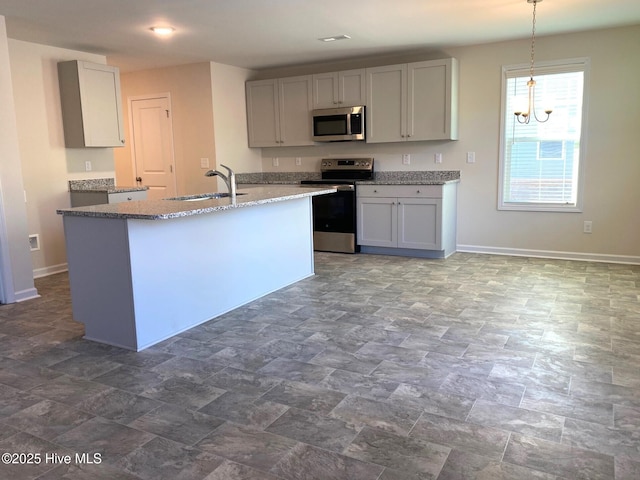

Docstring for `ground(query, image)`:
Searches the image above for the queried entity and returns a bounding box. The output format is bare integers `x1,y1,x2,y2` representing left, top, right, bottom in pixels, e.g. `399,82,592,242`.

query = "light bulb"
150,26,175,36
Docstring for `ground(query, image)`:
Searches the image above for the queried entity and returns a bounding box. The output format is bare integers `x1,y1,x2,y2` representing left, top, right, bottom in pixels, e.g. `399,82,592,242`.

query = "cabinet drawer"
108,191,147,203
358,184,443,198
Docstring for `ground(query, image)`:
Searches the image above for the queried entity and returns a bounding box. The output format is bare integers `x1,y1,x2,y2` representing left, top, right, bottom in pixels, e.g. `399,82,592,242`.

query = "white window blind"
499,59,588,212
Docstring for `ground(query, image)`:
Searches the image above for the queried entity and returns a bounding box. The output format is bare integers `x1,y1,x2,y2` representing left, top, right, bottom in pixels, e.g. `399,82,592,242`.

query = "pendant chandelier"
514,0,552,124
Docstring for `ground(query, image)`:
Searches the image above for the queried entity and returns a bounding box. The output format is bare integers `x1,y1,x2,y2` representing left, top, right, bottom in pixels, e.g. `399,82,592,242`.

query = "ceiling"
2,0,640,72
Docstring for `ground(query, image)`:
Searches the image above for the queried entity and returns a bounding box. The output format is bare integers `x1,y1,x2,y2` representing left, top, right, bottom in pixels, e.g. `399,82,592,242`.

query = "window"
499,59,589,212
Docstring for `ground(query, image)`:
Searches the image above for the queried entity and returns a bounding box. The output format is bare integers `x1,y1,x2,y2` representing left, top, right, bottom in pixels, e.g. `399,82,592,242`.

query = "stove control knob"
355,162,360,166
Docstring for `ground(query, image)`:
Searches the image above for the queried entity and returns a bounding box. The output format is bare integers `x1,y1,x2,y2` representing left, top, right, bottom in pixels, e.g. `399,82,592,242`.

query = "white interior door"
130,94,176,200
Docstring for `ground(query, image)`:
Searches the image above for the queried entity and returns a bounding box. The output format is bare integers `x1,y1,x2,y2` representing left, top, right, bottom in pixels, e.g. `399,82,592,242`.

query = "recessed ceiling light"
150,26,175,36
318,34,351,42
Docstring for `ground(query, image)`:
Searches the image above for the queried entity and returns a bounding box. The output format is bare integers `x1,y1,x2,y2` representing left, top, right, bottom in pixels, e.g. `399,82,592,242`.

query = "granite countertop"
236,172,321,185
358,170,460,185
68,178,148,193
237,170,460,186
57,185,336,220
356,170,460,185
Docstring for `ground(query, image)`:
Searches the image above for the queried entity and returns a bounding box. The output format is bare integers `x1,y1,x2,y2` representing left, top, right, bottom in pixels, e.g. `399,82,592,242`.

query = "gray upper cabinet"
245,58,457,147
365,64,405,143
366,58,458,143
312,69,366,108
58,60,125,148
246,76,313,147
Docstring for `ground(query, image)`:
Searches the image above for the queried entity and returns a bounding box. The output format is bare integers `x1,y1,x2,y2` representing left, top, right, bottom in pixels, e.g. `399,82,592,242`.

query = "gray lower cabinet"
70,190,147,207
357,183,457,258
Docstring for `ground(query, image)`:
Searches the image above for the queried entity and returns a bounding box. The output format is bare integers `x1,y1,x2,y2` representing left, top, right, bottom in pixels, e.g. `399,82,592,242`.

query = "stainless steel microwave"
312,106,365,142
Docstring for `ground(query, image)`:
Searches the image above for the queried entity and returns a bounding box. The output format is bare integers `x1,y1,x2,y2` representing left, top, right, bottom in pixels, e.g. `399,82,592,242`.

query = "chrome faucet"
205,164,236,197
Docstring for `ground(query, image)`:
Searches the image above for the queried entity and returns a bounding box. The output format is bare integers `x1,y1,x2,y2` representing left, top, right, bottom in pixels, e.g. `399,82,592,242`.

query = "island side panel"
126,196,315,350
62,215,138,349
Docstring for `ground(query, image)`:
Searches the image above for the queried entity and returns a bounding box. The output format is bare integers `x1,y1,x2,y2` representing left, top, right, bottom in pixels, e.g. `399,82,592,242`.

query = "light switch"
402,154,410,165
434,153,443,164
467,152,476,163
200,158,210,169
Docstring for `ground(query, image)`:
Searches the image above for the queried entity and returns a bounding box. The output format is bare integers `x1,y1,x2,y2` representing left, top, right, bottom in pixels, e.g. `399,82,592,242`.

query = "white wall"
8,39,115,277
115,63,217,195
254,25,640,263
115,62,262,196
447,25,639,262
210,62,262,175
0,17,37,302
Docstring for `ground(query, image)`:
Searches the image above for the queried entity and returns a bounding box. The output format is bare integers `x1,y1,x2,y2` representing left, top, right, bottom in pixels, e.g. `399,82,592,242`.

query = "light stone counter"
357,170,460,185
68,178,147,194
57,185,336,220
235,170,461,186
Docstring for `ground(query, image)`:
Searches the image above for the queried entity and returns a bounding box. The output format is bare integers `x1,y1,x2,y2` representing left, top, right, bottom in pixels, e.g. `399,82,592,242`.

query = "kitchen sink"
169,192,247,201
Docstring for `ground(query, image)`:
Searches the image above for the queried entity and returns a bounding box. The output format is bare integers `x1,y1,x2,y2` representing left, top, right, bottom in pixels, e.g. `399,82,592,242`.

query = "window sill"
498,203,582,213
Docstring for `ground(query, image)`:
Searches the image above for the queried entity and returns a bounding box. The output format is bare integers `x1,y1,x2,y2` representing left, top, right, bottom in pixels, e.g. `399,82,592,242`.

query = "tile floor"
0,252,639,479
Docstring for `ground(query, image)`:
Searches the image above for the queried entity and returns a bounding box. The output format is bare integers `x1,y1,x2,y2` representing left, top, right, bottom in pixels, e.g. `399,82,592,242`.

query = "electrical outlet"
295,157,302,166
200,157,209,169
85,161,92,172
434,153,443,164
583,221,593,234
402,154,410,165
272,157,279,167
29,234,40,251
467,152,476,163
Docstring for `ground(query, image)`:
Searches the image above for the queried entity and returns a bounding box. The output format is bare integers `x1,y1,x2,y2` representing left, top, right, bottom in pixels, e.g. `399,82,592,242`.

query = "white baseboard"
456,245,640,265
33,263,68,279
15,287,40,302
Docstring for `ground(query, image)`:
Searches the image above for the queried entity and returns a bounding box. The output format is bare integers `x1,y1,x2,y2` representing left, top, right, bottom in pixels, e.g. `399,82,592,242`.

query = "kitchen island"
57,186,335,351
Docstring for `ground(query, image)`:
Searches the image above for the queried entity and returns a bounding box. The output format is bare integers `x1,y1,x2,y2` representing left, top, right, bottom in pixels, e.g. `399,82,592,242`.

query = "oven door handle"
335,185,355,192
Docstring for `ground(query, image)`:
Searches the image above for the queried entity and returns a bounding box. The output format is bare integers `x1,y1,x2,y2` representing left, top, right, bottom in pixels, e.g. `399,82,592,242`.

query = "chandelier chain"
530,0,537,79
515,0,551,124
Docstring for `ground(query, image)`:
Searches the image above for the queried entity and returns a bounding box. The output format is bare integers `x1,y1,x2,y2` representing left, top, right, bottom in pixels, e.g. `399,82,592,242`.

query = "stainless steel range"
301,158,374,253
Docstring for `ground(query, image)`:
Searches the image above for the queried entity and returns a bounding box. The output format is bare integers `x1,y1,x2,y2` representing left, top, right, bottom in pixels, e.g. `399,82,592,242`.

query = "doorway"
129,94,177,200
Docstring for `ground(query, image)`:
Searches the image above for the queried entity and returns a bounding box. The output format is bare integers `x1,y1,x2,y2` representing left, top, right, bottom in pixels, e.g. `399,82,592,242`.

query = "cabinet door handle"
126,197,132,201
135,177,142,183
417,190,421,194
